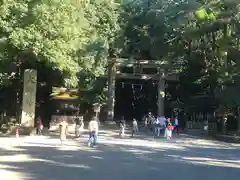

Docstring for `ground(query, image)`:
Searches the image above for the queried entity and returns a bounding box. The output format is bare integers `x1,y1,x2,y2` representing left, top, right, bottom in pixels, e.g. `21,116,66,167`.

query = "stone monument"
21,69,37,127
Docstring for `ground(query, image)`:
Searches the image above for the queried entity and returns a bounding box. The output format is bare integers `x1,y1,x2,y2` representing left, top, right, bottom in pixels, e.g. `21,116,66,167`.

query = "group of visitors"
119,117,139,138
144,112,179,140
37,111,179,147
118,113,179,140
59,116,99,147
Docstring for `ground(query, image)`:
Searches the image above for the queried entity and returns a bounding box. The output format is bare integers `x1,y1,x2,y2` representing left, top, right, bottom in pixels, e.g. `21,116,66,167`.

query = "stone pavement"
0,126,240,180
213,134,240,143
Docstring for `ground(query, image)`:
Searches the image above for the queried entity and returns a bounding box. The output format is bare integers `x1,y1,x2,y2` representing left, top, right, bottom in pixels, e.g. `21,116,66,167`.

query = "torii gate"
106,58,178,121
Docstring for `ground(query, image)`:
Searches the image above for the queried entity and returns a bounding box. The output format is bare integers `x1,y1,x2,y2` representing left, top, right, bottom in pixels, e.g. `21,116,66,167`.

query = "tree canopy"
117,0,240,115
0,0,120,87
1,0,240,114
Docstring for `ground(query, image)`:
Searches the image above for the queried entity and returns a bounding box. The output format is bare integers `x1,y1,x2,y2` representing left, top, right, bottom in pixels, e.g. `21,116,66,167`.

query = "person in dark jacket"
147,112,155,132
36,116,43,135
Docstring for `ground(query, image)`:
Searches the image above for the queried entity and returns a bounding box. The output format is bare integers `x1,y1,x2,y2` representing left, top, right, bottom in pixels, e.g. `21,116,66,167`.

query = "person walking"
79,116,84,135
75,116,84,137
59,119,68,144
132,118,138,137
154,116,161,137
164,118,170,138
142,114,148,127
165,120,174,140
174,117,179,134
88,117,99,147
36,116,43,135
159,116,166,134
119,116,126,137
147,112,155,132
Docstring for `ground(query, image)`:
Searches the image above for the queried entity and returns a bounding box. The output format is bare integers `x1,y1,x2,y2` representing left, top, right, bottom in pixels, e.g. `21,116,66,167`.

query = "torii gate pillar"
107,60,116,122
157,74,165,117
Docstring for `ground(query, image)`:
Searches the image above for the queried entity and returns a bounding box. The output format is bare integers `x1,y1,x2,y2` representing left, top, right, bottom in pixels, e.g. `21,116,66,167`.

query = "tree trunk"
237,107,240,132
107,60,116,121
237,116,240,133
157,78,165,117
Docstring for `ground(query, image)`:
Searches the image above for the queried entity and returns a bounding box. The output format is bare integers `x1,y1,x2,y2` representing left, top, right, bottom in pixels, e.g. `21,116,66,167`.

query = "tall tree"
0,0,120,88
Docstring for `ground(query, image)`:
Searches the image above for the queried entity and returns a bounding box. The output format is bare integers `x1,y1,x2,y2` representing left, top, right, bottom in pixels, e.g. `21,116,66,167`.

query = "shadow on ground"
0,129,240,180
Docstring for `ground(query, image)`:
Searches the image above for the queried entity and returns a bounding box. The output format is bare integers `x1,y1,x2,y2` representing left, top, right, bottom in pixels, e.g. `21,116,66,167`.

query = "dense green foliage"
1,0,240,118
0,0,119,87
118,0,240,114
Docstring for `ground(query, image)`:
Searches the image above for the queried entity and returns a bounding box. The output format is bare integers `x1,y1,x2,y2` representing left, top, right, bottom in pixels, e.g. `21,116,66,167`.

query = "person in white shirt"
159,116,166,128
155,117,161,137
59,119,68,144
88,117,99,147
119,116,126,137
75,116,84,137
132,119,138,137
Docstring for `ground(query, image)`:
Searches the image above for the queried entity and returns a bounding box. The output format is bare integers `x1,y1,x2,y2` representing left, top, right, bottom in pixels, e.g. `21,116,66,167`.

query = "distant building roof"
51,93,79,100
50,87,78,100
